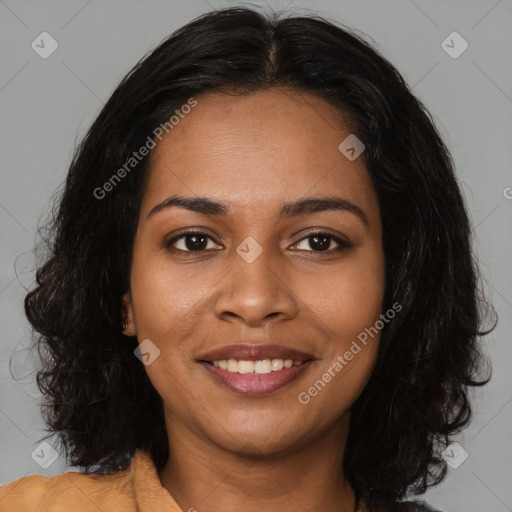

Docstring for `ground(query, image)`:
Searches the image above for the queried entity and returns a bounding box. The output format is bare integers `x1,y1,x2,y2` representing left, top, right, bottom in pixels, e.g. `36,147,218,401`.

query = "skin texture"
122,88,385,512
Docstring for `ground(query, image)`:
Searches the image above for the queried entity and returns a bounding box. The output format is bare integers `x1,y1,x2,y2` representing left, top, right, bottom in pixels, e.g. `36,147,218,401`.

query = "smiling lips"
197,343,315,395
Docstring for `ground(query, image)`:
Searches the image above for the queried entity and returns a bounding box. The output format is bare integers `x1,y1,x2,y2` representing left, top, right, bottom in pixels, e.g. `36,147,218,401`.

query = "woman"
0,6,493,512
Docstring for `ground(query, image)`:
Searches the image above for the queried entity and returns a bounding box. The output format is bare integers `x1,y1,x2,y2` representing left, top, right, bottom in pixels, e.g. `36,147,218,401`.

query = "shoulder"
0,467,136,511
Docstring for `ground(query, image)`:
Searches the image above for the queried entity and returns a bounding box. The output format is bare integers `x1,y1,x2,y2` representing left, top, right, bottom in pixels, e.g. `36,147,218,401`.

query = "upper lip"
197,343,315,362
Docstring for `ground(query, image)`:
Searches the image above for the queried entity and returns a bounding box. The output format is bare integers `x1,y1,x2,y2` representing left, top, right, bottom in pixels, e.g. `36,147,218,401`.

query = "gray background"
0,0,511,510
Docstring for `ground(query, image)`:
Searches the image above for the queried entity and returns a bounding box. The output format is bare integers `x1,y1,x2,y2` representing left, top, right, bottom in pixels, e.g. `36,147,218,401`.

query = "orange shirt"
0,449,183,511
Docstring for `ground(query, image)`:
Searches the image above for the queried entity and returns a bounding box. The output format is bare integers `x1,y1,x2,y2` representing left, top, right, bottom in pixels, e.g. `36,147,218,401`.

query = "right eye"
165,230,223,252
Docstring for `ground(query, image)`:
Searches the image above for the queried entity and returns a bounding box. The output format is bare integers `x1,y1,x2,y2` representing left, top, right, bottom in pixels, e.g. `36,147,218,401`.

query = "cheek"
297,265,384,414
129,246,211,331
301,251,385,347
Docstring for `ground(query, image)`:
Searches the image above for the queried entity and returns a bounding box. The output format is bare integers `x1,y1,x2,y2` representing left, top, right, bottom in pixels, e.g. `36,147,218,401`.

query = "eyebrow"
147,195,369,227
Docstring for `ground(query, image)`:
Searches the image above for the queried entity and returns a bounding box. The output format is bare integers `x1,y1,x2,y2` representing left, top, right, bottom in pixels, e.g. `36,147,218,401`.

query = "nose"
213,242,299,327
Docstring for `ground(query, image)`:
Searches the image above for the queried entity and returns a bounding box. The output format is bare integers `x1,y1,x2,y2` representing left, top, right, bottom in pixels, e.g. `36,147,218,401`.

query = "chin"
210,417,311,457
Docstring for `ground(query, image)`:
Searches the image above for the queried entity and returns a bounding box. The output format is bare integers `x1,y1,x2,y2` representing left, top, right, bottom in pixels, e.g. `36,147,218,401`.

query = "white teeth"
271,359,283,371
238,360,255,374
255,359,272,374
209,358,305,374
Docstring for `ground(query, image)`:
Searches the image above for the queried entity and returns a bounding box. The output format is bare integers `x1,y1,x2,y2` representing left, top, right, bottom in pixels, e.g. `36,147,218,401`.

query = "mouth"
196,343,316,395
198,359,314,395
202,357,308,373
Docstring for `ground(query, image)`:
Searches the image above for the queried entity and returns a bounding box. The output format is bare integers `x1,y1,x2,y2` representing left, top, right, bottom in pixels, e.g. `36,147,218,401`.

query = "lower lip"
198,360,313,395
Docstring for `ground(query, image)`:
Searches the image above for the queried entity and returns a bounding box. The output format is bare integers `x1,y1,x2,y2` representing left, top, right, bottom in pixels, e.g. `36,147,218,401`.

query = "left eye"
294,232,350,252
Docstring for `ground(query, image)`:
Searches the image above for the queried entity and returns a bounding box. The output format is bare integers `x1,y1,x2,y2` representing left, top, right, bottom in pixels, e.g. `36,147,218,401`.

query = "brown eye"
165,231,222,252
294,232,352,253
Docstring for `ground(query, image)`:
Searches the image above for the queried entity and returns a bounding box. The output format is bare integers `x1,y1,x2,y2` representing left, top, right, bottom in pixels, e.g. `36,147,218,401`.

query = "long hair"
23,6,494,507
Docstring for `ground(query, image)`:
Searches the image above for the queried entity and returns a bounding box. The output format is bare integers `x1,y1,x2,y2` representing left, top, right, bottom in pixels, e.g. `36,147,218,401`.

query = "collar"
130,449,183,512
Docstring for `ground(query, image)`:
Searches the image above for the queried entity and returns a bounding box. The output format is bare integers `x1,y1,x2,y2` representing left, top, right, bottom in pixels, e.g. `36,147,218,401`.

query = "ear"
121,291,137,336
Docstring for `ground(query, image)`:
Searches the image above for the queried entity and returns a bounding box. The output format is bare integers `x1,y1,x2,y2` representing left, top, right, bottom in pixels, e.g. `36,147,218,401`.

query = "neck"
158,414,358,512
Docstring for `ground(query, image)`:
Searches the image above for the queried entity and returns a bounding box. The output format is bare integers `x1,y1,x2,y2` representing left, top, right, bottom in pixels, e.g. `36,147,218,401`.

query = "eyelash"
164,230,352,255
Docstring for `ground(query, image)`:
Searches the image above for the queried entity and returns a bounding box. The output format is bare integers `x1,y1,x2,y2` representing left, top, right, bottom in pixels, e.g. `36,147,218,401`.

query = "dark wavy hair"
22,5,494,509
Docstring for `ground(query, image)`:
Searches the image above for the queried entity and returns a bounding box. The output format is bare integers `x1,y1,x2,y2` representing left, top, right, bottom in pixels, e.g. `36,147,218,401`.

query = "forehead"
143,88,378,223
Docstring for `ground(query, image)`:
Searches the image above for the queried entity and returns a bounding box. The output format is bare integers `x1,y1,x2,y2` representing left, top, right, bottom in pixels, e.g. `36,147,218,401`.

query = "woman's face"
123,88,385,456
